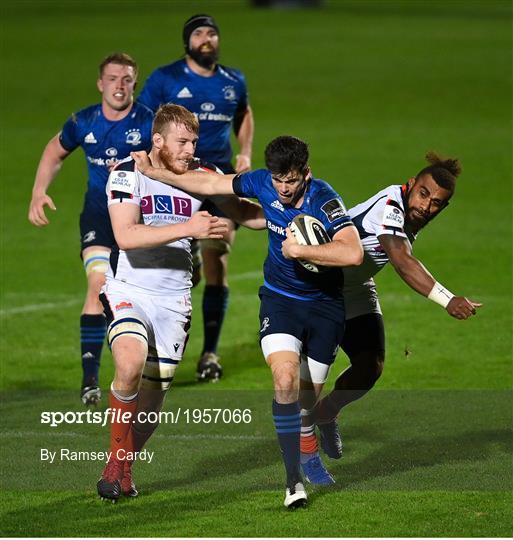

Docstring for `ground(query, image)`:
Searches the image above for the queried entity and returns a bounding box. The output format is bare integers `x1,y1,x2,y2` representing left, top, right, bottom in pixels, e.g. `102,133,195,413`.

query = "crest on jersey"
223,86,236,101
125,129,142,146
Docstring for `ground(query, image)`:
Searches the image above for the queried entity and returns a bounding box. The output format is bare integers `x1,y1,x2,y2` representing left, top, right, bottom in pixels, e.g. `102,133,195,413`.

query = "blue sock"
201,285,229,354
272,400,302,485
80,314,106,386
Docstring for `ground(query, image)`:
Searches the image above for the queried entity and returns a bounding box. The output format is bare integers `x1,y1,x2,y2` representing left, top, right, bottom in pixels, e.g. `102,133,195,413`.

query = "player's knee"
140,357,178,391
201,238,231,256
354,350,385,387
271,360,299,393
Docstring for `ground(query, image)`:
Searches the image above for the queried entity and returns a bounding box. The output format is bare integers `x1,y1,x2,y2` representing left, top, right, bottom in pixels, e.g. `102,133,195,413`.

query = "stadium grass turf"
1,0,512,536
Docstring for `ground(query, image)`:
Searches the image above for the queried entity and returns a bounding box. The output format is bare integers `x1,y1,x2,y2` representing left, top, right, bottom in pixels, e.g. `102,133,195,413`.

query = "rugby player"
96,104,264,501
138,14,254,383
310,152,482,459
131,135,363,508
28,53,153,406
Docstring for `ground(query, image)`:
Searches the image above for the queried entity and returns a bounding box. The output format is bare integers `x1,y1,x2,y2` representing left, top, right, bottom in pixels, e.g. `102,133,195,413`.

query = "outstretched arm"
379,234,482,319
28,134,70,226
131,151,236,196
282,225,363,267
215,196,266,230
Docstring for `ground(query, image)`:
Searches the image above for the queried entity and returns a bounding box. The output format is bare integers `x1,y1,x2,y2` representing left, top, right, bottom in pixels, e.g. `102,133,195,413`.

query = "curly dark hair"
415,151,462,193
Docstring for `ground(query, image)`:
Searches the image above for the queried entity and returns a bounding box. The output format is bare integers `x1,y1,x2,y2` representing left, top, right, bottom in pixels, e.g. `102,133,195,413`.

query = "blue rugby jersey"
59,102,153,214
233,169,354,301
138,59,248,166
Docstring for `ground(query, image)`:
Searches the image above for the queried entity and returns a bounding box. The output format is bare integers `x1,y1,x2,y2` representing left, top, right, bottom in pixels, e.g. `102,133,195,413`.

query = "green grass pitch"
1,0,512,536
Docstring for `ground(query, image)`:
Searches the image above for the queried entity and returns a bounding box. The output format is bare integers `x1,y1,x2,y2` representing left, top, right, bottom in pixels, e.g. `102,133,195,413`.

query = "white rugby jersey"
343,184,417,287
105,157,211,295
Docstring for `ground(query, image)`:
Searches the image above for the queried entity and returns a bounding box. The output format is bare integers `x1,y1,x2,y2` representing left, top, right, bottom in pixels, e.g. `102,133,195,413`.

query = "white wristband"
428,282,455,308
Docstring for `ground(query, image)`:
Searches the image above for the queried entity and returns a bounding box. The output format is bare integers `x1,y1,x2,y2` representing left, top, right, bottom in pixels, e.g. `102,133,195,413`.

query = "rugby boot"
317,419,343,459
284,480,307,509
97,458,123,502
301,453,335,485
196,352,223,382
121,460,138,497
81,377,101,407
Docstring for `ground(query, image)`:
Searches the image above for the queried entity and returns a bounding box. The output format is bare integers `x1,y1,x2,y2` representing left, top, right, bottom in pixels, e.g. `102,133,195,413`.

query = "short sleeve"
313,188,354,238
59,114,80,152
106,168,140,206
232,169,267,199
375,198,407,238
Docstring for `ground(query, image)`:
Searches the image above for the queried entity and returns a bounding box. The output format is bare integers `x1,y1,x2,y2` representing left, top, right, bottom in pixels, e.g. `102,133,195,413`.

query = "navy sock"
80,314,106,386
201,285,229,354
272,400,302,485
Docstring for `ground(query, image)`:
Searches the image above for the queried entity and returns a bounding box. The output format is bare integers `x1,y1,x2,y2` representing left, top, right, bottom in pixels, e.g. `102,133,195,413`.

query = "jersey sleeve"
59,113,81,152
137,69,166,113
106,164,140,207
314,187,354,239
235,71,249,112
374,197,408,238
232,169,267,199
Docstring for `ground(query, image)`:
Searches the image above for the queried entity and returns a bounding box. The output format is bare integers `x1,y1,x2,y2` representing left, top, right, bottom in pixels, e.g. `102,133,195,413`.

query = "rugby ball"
289,214,330,273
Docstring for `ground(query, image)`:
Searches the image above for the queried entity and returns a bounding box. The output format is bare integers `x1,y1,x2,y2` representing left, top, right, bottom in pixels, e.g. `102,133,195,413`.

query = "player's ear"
407,177,416,190
152,132,163,149
305,166,312,181
97,78,103,93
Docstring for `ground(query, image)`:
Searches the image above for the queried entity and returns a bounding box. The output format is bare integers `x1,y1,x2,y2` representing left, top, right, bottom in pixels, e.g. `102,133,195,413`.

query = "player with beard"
97,104,264,501
138,14,254,383
306,152,482,461
28,53,153,406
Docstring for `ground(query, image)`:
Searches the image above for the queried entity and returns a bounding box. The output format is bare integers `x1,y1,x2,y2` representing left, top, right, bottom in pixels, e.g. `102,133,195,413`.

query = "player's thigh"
100,283,150,360
341,313,386,367
259,289,304,361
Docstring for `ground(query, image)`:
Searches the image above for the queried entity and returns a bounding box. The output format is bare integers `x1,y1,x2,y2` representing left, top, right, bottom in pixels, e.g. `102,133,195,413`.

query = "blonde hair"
152,104,199,137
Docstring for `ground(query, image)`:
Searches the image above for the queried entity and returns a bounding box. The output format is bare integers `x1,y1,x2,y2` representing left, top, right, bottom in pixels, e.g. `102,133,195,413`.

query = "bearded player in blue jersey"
28,53,153,406
138,14,254,383
131,136,363,508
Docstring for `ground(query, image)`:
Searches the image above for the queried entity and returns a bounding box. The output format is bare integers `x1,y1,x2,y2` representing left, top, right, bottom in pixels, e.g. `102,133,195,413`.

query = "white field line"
0,430,269,441
0,271,265,317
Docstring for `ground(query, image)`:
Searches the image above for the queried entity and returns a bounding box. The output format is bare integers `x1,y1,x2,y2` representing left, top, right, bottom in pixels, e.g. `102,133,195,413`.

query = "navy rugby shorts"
79,205,115,252
258,286,346,366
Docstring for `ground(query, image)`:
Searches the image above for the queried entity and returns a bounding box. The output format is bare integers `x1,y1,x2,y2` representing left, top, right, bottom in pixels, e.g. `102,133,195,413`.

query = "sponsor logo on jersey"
196,111,233,122
84,132,97,144
321,198,347,222
82,230,96,243
223,85,236,101
267,219,286,236
260,317,270,333
382,204,405,228
201,102,215,112
110,171,136,193
271,200,284,212
106,147,118,157
177,87,193,98
115,301,133,311
87,156,119,168
140,195,192,217
126,129,142,146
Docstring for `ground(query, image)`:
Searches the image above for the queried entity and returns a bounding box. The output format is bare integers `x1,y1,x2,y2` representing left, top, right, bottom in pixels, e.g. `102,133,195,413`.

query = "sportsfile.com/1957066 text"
40,408,253,428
